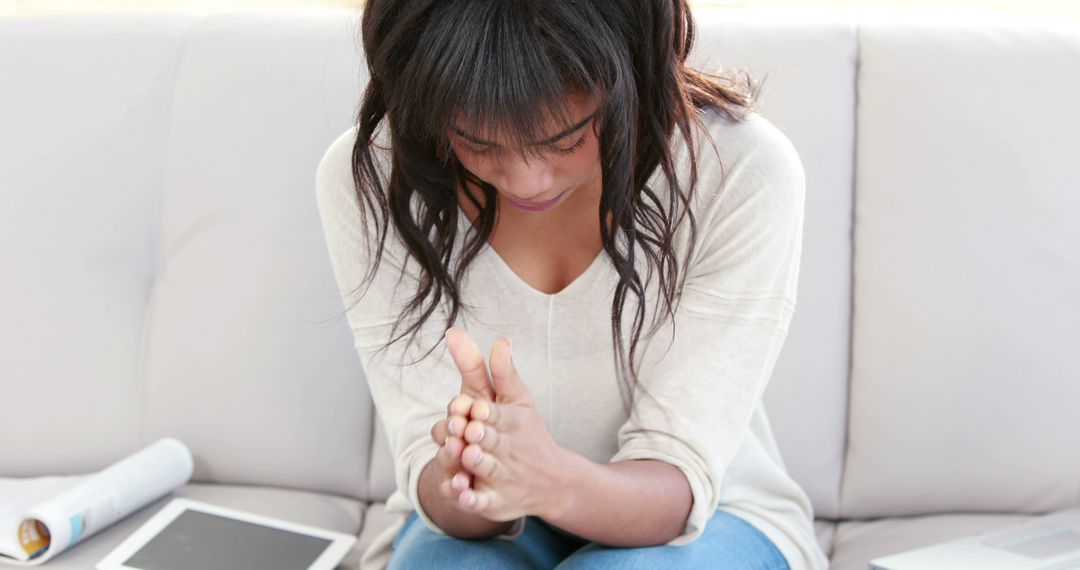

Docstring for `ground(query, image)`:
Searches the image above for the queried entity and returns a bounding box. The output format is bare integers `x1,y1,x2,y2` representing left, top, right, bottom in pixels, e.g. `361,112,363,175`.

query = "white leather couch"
2,8,1078,570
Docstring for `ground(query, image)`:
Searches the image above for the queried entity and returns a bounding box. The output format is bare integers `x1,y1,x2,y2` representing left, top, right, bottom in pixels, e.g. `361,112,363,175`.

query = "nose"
496,154,553,202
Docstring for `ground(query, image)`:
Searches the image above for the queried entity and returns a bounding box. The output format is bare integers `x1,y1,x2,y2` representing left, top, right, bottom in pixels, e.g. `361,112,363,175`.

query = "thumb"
445,327,495,401
489,337,532,405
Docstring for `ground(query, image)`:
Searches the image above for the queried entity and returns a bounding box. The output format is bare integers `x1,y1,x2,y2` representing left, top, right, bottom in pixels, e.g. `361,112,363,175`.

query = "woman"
315,1,828,568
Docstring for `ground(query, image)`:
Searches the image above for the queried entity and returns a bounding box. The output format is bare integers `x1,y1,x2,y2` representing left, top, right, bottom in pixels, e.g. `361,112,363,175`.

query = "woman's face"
448,93,602,214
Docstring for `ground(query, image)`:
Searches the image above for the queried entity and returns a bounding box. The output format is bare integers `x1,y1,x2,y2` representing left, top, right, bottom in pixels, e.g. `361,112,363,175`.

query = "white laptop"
870,508,1080,570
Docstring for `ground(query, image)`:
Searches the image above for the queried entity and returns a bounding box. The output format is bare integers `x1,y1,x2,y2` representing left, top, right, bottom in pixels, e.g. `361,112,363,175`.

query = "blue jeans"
387,508,790,569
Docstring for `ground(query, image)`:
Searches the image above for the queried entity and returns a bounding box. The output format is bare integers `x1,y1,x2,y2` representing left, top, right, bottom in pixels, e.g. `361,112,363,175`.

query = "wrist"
538,443,590,523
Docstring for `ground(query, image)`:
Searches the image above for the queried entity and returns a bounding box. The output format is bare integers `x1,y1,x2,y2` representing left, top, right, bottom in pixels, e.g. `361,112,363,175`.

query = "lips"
507,191,565,211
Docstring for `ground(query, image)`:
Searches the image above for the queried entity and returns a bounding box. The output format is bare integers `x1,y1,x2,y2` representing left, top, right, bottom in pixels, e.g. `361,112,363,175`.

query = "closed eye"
462,143,496,157
461,135,585,158
555,135,586,155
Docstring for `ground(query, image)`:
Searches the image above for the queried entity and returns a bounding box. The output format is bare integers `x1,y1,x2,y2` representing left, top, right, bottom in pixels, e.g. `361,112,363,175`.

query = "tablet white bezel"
95,497,356,570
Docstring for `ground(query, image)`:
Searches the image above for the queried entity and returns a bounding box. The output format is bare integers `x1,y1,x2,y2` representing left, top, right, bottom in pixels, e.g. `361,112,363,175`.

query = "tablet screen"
120,508,333,570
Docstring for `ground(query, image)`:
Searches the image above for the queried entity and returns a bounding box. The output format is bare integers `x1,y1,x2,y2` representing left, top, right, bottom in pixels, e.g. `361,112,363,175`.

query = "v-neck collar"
456,205,607,300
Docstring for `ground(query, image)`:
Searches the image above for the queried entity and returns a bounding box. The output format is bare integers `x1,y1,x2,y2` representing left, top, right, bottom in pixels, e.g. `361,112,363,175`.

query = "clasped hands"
429,327,566,523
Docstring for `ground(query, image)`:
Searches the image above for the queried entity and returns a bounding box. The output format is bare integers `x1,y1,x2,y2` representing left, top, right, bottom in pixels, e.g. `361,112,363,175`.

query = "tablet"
96,498,356,570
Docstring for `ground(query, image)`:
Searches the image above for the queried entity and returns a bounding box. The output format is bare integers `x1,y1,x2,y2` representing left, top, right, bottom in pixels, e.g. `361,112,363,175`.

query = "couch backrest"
3,9,1077,520
0,11,373,499
842,21,1080,518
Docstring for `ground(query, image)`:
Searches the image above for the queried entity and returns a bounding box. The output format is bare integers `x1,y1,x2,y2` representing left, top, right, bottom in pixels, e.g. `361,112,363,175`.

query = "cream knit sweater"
315,108,828,570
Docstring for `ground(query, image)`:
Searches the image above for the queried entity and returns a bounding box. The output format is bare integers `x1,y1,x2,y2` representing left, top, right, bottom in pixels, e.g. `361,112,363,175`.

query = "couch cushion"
355,501,397,563
814,519,838,561
368,413,397,503
844,21,1080,518
140,11,374,498
829,512,1034,570
0,10,380,500
35,483,363,569
0,12,195,476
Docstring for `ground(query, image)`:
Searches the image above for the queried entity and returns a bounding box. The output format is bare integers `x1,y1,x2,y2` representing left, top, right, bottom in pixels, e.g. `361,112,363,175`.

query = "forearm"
417,457,515,539
542,450,693,547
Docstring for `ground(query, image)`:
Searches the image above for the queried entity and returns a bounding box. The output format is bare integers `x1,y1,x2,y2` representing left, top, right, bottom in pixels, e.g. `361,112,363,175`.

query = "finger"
450,471,471,493
439,477,455,499
470,399,504,431
461,442,502,482
446,435,464,461
463,418,501,455
445,327,496,400
431,418,448,445
473,489,493,513
440,470,472,500
436,436,464,471
446,394,474,417
457,486,483,511
458,487,492,514
489,337,533,405
446,414,468,438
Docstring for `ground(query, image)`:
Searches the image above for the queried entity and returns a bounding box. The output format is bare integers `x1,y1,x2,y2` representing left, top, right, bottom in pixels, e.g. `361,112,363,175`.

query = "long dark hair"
349,0,763,410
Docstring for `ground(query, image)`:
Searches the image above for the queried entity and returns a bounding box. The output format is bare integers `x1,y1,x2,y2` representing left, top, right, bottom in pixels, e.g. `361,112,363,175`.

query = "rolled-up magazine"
0,438,193,566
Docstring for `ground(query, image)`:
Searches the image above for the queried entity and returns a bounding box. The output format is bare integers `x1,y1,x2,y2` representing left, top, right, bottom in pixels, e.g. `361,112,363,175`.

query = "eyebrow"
453,109,599,147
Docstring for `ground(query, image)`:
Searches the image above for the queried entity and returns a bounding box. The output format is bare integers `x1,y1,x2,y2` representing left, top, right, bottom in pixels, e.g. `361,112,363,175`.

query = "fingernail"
468,492,477,506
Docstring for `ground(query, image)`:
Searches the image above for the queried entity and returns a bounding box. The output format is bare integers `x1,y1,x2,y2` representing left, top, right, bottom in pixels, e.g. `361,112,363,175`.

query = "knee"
389,536,537,570
555,544,656,570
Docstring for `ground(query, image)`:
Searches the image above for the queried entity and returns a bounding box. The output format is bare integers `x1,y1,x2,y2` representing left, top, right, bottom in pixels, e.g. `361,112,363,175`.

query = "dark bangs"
390,0,622,159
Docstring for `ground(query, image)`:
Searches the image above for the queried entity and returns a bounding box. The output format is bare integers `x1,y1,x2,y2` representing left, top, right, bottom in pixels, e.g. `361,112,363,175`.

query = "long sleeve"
609,113,807,546
314,126,526,539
